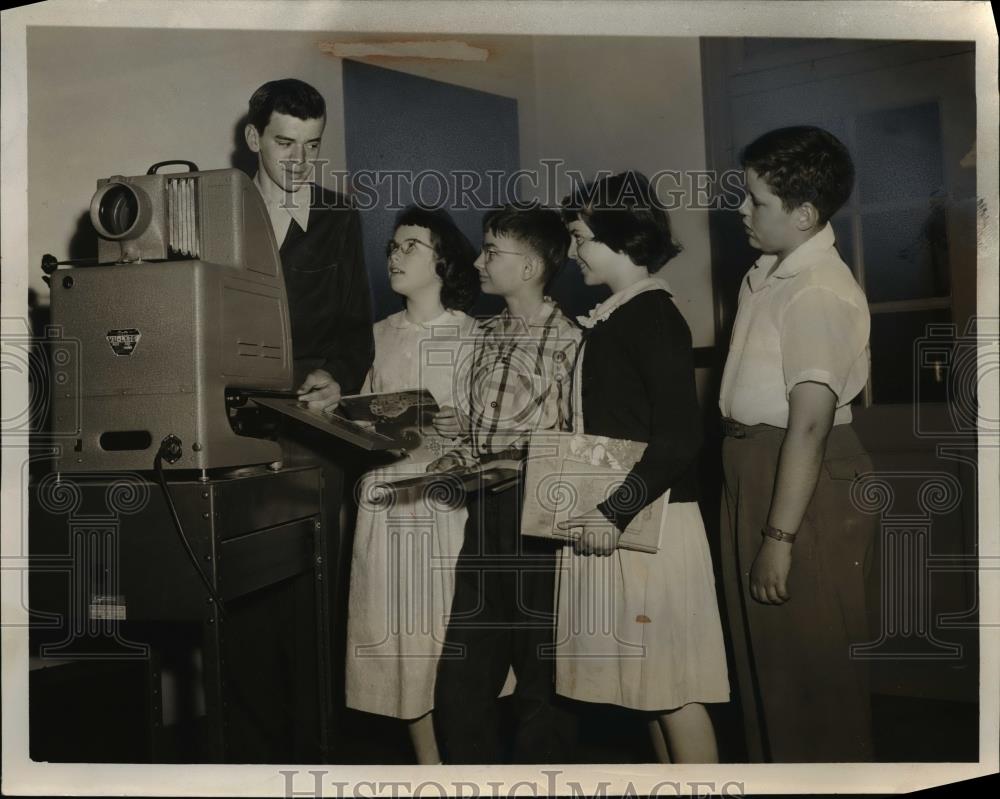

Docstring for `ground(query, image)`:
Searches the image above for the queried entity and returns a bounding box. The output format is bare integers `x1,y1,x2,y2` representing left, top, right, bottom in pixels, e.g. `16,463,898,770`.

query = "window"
832,101,957,404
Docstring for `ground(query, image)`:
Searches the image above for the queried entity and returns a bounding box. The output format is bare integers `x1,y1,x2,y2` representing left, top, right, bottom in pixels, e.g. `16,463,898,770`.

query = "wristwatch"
761,524,797,543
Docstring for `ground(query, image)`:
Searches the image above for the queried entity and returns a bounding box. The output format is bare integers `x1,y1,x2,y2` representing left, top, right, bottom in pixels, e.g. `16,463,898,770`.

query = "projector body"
49,167,293,472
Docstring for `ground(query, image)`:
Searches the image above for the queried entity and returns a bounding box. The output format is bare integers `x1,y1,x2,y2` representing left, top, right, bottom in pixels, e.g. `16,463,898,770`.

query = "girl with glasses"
344,206,480,764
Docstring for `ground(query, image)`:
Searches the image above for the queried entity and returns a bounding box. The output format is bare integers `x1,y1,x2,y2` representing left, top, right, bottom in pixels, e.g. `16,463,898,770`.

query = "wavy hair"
248,78,326,132
740,126,855,224
394,206,479,312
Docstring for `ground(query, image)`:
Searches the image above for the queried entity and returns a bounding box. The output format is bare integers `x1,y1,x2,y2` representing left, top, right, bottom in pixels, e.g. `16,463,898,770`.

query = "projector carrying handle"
147,160,200,175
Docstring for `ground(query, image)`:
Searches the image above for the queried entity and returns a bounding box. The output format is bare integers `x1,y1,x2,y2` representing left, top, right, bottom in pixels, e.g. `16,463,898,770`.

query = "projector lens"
97,184,140,236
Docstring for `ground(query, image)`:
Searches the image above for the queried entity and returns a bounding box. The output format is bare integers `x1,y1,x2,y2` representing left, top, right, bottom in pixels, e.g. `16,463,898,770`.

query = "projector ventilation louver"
167,177,200,257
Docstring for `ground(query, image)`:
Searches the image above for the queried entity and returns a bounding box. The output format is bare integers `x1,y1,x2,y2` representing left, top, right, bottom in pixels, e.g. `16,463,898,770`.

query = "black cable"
153,451,227,620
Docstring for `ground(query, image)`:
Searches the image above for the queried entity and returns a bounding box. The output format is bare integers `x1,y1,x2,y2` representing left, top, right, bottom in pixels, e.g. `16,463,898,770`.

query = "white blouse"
363,308,476,410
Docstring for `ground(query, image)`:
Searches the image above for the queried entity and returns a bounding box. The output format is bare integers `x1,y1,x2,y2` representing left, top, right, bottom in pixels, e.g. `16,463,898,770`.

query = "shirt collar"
388,309,462,330
576,276,672,328
253,173,312,233
746,223,836,292
478,297,560,334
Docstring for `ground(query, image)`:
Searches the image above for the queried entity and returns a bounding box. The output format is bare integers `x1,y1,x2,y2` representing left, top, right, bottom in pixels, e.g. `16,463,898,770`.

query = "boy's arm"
319,206,375,395
427,336,478,471
427,438,475,471
298,206,374,408
750,381,836,604
769,381,837,531
596,300,700,534
751,286,865,602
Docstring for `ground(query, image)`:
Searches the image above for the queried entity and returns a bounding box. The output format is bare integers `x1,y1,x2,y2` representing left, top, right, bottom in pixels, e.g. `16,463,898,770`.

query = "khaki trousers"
720,423,877,762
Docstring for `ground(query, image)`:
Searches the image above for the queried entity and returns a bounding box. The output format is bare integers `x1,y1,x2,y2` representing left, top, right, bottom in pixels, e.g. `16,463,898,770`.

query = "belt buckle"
722,418,746,439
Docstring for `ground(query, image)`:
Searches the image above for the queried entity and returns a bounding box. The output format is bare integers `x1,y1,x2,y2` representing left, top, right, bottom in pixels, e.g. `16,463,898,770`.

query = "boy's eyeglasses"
570,233,596,248
386,238,434,258
480,245,527,264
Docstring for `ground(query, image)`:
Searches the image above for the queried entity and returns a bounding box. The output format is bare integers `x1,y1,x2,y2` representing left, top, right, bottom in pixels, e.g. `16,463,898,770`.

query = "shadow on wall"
67,211,98,263
229,113,257,178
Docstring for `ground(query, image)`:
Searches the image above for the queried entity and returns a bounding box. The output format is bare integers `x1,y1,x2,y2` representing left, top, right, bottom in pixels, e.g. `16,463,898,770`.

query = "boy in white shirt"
719,125,877,762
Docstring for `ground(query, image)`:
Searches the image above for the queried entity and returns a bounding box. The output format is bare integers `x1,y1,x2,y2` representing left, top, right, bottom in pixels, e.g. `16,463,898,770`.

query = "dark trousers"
434,479,576,764
720,423,877,762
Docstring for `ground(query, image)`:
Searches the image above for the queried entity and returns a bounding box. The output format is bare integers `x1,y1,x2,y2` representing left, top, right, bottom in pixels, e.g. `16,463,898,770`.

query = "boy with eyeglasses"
429,205,581,764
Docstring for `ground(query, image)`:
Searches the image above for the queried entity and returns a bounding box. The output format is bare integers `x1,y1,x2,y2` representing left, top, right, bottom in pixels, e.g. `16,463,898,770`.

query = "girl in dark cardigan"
555,172,729,763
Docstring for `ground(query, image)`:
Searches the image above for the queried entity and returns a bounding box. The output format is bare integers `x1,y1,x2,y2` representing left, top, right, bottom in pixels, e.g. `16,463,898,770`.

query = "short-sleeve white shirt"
719,224,870,428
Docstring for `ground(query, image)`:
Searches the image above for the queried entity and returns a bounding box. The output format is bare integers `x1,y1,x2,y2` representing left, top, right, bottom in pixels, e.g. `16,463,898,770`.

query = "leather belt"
721,417,781,439
721,417,749,438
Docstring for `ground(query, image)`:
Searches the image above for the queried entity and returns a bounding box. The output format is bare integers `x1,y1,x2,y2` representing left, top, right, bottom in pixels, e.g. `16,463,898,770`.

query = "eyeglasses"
386,238,434,258
570,232,596,248
480,245,528,264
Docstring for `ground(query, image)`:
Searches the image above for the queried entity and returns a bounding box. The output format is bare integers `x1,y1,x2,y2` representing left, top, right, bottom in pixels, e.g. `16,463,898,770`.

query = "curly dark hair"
248,79,326,133
394,206,479,312
560,171,681,273
740,126,855,224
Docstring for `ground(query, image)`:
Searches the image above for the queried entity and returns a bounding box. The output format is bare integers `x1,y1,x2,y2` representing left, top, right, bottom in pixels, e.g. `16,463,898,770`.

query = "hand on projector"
297,369,342,412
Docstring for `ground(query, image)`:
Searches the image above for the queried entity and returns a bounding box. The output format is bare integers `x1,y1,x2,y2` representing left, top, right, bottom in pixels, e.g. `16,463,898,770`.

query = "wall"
27,29,712,350
317,33,540,173
25,28,537,302
27,27,346,299
529,36,715,347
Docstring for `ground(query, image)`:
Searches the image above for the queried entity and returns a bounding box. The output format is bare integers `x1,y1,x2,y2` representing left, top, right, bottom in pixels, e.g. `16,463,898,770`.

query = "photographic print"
1,1,997,797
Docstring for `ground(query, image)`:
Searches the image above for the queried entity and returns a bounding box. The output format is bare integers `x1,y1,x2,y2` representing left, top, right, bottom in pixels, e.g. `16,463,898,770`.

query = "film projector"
30,163,334,763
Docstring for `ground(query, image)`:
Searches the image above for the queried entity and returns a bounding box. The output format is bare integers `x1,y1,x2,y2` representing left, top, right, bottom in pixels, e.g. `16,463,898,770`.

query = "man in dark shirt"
232,79,373,760
244,78,373,401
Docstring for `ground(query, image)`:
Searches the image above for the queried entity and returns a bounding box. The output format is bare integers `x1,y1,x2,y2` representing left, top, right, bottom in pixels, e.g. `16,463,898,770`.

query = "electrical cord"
153,438,227,619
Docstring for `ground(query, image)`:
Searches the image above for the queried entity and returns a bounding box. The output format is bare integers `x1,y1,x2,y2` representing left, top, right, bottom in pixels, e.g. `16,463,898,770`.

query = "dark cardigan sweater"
581,289,702,532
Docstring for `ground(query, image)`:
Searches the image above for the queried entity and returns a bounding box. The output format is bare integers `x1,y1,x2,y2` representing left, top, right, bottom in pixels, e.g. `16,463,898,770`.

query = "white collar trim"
576,277,672,329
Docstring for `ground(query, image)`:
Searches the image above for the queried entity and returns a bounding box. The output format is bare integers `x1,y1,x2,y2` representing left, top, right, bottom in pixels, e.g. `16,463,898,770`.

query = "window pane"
870,308,952,404
861,202,950,302
855,102,945,205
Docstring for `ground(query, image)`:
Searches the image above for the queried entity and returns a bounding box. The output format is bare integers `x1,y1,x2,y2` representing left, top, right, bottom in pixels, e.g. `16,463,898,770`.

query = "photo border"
3,1,997,795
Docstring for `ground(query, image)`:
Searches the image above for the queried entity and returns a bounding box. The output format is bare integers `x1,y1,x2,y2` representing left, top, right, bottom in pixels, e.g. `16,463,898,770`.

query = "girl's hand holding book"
432,406,467,438
558,509,622,556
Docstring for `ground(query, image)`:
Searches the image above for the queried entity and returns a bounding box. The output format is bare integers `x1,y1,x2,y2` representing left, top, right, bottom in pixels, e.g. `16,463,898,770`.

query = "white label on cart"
89,594,126,620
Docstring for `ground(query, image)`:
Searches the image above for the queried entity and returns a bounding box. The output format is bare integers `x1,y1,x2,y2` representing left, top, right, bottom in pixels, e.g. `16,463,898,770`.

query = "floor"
331,693,979,764
29,653,979,764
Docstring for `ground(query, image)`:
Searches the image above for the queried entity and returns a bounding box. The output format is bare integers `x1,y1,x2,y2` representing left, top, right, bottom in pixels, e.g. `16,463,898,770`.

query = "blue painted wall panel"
343,60,520,319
